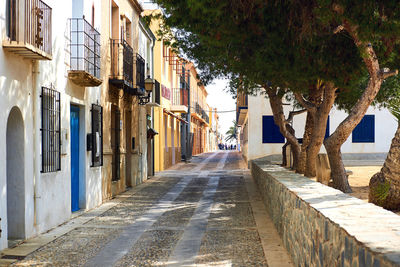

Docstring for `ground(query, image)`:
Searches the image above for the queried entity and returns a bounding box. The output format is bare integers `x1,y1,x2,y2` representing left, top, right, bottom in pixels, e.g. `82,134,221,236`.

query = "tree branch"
294,92,315,110
380,69,399,80
333,25,344,34
286,109,307,124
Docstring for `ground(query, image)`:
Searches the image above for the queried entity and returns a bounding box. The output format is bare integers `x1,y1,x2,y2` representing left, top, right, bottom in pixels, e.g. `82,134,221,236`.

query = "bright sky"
206,79,236,140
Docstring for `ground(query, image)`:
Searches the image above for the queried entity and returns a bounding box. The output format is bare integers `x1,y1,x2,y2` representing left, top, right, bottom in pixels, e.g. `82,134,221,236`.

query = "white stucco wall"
0,0,103,250
247,94,397,161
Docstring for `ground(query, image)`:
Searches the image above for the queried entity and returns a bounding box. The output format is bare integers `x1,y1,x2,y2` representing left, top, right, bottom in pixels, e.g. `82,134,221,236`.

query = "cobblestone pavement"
4,151,293,267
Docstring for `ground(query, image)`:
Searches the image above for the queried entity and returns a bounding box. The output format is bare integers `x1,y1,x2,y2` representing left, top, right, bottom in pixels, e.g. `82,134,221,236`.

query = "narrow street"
6,151,292,267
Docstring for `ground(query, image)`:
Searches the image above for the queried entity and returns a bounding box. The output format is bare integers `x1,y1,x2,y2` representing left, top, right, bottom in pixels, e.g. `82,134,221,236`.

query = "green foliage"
150,0,400,112
225,121,238,142
371,179,391,206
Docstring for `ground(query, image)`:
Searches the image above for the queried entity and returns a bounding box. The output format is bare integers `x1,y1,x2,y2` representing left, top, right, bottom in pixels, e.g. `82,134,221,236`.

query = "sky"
206,79,236,141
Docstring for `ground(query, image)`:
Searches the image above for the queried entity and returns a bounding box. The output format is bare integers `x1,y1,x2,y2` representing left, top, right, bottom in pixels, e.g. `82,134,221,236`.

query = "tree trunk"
323,21,396,193
282,124,295,167
305,83,336,177
324,140,351,192
298,111,313,173
282,143,288,167
267,89,301,171
369,122,400,210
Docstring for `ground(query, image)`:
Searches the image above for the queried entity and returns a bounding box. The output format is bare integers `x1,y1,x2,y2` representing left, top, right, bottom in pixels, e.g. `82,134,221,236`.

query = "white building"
237,93,397,163
0,0,104,250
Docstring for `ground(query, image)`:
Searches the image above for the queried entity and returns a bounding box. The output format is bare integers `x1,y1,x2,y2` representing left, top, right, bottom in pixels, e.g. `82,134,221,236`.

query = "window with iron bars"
91,104,103,167
41,86,61,173
135,53,145,90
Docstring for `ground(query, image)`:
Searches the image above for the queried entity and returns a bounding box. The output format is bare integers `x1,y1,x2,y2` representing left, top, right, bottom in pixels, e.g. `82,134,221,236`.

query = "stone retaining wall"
250,158,400,267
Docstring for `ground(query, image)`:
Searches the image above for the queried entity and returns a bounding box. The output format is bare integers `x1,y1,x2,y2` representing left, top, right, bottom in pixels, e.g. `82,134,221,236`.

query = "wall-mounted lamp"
139,76,155,105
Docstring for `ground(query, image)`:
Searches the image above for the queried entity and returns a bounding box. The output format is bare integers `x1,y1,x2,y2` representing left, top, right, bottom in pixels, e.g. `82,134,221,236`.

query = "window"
41,86,61,173
262,115,285,143
352,115,375,143
136,53,145,89
6,0,17,40
325,116,330,139
91,104,103,167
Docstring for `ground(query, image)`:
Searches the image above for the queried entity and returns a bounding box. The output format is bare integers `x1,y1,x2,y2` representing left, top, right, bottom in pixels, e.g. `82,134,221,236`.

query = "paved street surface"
2,151,293,267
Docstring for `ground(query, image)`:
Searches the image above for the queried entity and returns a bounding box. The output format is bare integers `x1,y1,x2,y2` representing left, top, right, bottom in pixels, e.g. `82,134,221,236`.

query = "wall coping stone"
251,158,400,266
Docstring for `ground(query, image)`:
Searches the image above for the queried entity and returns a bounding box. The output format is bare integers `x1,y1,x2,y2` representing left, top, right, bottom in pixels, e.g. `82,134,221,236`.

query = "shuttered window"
352,115,375,143
262,115,285,143
91,104,103,167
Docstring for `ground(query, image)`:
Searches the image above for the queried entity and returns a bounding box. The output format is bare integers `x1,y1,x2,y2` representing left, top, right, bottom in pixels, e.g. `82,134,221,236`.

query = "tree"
367,76,400,209
150,0,362,177
225,120,237,142
150,0,400,193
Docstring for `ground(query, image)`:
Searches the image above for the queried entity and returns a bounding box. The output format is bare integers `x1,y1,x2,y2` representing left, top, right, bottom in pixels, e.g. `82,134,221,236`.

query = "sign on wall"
162,84,171,100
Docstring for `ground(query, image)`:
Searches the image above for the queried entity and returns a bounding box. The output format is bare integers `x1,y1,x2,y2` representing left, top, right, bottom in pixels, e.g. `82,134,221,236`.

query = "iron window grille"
69,18,101,79
135,53,145,90
41,86,61,173
91,104,103,167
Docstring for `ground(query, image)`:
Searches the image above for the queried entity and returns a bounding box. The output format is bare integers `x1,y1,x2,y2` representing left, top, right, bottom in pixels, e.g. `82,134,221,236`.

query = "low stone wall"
250,158,400,267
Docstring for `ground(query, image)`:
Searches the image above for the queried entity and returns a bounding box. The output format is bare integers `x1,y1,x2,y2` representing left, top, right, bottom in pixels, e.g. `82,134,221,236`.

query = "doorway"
70,105,80,212
125,110,132,187
6,107,25,245
171,117,175,165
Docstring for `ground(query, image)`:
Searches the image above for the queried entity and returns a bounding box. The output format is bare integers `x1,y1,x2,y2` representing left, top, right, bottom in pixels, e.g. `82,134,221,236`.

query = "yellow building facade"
144,9,187,172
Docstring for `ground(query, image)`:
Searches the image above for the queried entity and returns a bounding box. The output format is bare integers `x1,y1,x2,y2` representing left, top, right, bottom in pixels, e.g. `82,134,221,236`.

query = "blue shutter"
262,116,285,143
352,115,375,143
325,116,330,139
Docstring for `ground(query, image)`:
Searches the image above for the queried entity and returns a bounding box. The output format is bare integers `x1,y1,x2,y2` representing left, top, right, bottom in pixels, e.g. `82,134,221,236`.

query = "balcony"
109,39,134,93
3,0,52,60
68,18,101,87
171,88,188,113
192,102,209,125
201,109,210,124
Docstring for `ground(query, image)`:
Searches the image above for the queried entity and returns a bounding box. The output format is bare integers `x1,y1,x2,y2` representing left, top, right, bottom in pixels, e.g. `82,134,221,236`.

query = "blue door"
70,105,80,212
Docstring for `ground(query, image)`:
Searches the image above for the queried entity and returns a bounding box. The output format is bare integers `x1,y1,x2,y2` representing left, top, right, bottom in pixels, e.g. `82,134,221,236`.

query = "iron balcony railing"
110,39,133,87
172,88,188,106
201,109,209,124
69,18,100,79
194,102,209,123
195,102,201,114
135,53,145,90
7,0,52,55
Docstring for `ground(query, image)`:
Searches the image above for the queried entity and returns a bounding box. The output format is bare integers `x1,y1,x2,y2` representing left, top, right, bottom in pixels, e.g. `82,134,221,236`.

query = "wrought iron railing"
135,53,145,90
110,39,133,87
195,102,201,114
171,88,188,106
201,109,209,124
69,18,100,79
7,0,52,55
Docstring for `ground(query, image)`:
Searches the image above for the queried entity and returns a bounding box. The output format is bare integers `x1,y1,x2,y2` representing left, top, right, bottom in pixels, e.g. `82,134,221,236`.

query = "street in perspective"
2,0,400,266
2,152,292,266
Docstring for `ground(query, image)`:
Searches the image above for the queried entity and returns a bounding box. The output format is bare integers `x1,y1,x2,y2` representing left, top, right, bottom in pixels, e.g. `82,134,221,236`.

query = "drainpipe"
186,79,191,161
32,60,40,230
